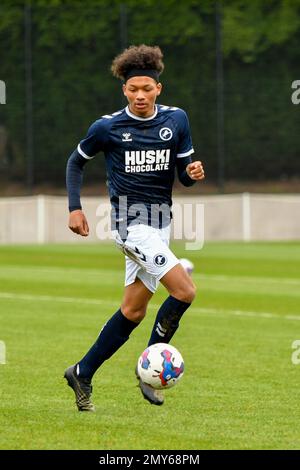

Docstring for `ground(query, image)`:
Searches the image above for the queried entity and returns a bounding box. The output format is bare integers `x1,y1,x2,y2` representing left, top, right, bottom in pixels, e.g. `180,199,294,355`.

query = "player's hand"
186,161,205,180
68,210,89,237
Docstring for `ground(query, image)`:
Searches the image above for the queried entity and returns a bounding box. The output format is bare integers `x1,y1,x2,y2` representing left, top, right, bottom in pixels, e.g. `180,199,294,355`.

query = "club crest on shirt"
159,127,173,141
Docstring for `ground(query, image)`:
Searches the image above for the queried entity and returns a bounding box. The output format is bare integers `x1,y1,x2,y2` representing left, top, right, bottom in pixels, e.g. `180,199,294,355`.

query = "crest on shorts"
154,254,167,267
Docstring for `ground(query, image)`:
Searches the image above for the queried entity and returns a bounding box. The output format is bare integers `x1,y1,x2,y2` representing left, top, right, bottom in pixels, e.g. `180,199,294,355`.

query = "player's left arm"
176,156,205,186
186,160,205,180
175,109,205,185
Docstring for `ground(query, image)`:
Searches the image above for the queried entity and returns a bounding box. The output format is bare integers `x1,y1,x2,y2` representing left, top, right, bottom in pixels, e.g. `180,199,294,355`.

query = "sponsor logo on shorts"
154,254,167,267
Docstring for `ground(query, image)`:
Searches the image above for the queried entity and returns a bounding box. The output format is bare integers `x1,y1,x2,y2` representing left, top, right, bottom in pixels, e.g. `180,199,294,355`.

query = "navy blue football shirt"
76,104,194,228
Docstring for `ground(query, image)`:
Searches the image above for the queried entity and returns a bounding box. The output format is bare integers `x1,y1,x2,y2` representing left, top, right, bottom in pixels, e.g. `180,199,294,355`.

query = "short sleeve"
77,119,108,160
176,110,194,159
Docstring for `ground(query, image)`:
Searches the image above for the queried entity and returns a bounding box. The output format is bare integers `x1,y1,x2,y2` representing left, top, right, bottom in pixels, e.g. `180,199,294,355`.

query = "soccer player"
65,45,205,410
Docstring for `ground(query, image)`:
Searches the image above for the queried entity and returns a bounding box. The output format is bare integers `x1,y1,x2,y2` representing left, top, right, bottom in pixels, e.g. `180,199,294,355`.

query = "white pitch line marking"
0,292,299,322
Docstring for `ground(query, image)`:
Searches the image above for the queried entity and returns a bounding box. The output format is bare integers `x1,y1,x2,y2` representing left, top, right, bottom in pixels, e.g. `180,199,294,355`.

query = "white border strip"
77,144,95,160
177,148,195,158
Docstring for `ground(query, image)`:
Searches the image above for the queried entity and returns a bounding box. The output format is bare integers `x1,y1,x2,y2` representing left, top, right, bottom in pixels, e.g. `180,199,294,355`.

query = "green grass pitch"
0,241,300,450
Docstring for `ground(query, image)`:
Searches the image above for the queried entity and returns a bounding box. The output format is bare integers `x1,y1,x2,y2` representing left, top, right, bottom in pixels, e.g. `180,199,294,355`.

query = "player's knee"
175,283,196,304
121,304,147,323
184,284,196,303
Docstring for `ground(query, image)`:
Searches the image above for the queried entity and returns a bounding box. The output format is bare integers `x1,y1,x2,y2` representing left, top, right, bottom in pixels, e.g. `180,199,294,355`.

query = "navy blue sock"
77,309,139,378
148,295,191,346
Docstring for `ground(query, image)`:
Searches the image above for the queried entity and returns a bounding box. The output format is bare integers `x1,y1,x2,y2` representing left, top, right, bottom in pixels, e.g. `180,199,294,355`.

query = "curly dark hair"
111,44,164,80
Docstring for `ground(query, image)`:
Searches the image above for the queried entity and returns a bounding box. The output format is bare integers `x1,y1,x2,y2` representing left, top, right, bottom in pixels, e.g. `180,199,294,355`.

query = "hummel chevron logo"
122,133,132,142
134,247,146,262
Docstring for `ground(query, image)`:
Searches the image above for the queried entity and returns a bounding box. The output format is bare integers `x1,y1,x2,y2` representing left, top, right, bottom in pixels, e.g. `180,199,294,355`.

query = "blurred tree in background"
0,0,299,191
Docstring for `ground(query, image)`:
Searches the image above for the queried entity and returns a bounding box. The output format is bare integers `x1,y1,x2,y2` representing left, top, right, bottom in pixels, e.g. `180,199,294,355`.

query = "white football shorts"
112,223,179,293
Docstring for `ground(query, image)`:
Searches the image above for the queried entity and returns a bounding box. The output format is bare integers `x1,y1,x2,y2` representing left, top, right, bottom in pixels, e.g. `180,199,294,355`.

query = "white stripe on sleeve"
177,148,195,158
77,144,95,160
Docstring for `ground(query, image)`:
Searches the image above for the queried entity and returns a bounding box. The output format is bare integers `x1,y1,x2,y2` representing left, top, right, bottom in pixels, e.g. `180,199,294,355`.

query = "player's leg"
160,262,196,303
72,278,152,379
122,225,194,404
118,224,195,346
138,267,193,405
121,277,153,322
64,273,152,411
113,223,191,405
147,263,196,346
121,278,164,405
134,263,195,406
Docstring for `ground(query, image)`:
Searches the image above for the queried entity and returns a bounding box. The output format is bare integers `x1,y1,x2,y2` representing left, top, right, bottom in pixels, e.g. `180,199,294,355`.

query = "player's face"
123,77,162,118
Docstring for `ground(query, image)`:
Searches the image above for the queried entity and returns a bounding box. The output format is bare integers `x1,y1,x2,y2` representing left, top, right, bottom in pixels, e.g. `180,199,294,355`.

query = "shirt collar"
125,105,158,121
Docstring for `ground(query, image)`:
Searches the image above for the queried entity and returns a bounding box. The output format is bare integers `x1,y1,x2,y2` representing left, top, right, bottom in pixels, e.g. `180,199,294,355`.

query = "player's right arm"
68,209,90,237
66,149,90,236
66,118,107,237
